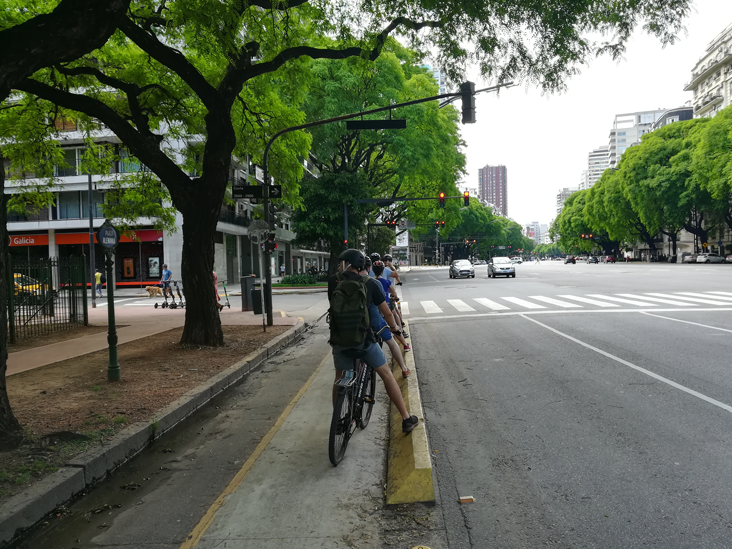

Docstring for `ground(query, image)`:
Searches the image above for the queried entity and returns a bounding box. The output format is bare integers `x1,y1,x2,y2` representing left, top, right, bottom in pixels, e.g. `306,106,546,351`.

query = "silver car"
488,257,516,278
696,252,725,263
450,259,475,278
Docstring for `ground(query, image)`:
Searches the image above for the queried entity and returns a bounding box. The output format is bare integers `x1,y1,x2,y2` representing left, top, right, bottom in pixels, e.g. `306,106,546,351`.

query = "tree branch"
118,16,219,111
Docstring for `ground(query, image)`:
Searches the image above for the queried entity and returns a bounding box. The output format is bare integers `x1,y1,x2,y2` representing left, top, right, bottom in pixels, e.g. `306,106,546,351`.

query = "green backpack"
329,273,371,348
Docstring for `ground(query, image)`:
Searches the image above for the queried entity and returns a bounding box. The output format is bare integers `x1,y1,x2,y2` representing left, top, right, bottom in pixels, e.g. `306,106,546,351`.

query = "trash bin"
250,283,269,315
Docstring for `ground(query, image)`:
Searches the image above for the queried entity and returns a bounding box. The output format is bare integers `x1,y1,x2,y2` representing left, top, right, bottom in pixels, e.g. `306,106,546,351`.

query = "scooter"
154,282,172,309
168,281,185,309
174,281,185,308
221,281,230,309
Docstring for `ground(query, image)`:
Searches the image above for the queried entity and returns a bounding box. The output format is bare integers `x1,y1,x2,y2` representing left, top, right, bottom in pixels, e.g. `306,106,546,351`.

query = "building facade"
684,23,732,118
608,110,665,168
556,187,578,216
651,107,694,130
478,165,508,217
587,146,610,187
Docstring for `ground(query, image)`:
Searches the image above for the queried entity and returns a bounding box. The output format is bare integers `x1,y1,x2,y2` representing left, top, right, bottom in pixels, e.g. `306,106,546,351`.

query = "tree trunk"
0,153,23,449
179,202,224,347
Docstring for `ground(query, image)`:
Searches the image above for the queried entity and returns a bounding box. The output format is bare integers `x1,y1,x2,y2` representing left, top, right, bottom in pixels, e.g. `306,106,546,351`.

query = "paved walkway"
7,306,297,377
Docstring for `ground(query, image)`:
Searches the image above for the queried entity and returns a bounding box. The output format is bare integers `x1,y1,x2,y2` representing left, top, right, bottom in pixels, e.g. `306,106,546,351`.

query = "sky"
458,0,732,227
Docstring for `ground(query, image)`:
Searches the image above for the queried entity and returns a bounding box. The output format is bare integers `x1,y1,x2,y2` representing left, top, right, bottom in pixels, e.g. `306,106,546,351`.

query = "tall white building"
579,170,590,191
556,187,578,216
608,110,665,168
587,146,609,187
684,23,732,118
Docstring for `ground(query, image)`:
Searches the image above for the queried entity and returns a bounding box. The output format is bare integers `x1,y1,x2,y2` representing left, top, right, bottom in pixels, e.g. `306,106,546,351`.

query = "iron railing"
8,255,88,343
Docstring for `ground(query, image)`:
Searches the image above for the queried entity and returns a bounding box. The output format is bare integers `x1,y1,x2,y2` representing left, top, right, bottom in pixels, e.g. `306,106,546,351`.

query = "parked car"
602,256,616,263
450,259,475,279
13,273,49,296
488,257,516,278
726,255,732,263
587,256,599,264
682,253,699,263
564,256,576,264
696,252,725,263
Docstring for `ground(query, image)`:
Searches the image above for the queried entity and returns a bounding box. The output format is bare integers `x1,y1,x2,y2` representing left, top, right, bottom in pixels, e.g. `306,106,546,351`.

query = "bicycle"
328,327,388,466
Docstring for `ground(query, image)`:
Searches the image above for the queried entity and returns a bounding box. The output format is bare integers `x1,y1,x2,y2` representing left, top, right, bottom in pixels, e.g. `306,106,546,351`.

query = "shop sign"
9,235,49,246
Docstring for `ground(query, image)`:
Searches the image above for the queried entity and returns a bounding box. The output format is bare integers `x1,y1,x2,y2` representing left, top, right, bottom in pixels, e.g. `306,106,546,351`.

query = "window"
618,138,626,143
118,148,141,173
617,131,626,136
55,148,79,177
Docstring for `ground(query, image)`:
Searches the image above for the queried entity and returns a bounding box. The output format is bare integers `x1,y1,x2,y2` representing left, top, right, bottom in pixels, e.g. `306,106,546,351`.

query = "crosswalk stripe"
421,300,443,314
677,292,732,302
501,297,546,309
473,298,510,311
400,302,410,316
586,294,658,307
645,293,723,305
529,296,582,308
705,291,732,297
617,294,694,306
447,299,476,312
558,295,619,307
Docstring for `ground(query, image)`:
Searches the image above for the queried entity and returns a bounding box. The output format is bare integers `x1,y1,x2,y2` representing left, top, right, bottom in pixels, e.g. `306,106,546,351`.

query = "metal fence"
8,256,88,343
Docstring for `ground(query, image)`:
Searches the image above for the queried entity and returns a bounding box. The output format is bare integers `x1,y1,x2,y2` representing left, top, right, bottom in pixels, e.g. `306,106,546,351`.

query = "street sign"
97,220,119,250
269,185,283,199
719,240,723,246
233,185,264,199
498,246,506,249
399,219,416,230
702,242,708,248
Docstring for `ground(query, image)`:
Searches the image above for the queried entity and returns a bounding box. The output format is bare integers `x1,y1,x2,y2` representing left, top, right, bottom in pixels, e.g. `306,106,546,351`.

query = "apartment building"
684,23,732,118
556,187,578,216
587,146,610,187
651,107,694,130
478,165,508,217
6,128,326,287
608,110,665,168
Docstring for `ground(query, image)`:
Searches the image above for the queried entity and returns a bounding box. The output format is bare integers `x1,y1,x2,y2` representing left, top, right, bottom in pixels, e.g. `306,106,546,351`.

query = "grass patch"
113,416,128,425
91,386,102,392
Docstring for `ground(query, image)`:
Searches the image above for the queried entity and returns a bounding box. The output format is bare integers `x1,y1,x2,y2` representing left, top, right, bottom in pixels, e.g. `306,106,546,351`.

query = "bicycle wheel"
329,388,353,466
358,368,376,429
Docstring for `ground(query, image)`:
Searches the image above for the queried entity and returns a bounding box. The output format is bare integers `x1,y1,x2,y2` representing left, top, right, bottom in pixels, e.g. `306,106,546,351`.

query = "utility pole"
88,173,96,308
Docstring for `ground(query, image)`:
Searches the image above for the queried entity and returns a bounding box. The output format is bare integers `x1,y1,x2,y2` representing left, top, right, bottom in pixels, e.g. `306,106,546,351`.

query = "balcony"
58,202,105,220
218,209,250,227
684,53,732,91
694,93,723,115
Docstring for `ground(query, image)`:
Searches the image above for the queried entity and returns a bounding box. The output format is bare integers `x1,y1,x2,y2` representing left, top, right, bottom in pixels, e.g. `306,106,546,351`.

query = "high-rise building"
579,170,590,191
608,110,665,168
684,23,732,118
556,187,578,216
422,63,447,94
478,165,508,217
587,146,609,187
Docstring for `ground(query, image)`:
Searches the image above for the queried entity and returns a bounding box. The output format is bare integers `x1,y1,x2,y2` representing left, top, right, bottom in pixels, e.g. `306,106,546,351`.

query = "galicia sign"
9,235,49,246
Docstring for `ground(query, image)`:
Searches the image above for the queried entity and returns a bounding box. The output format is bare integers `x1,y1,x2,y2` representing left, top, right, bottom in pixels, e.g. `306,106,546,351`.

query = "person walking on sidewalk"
280,263,285,278
94,269,103,298
213,270,223,312
328,249,419,434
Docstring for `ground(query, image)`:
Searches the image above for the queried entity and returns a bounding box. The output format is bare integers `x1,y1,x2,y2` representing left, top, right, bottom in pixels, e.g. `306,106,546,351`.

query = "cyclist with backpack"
328,249,419,434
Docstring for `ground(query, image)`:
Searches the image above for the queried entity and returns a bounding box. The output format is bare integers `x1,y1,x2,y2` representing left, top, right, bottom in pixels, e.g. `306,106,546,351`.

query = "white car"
510,257,523,264
696,253,725,263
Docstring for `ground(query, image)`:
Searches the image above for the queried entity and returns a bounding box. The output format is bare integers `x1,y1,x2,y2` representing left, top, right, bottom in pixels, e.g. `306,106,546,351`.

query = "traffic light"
460,81,476,124
440,220,445,227
581,234,585,239
438,192,446,208
435,221,440,228
463,191,470,206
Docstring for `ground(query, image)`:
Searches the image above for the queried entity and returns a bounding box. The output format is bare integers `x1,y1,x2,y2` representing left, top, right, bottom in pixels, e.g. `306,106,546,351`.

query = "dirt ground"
8,324,113,352
0,324,289,505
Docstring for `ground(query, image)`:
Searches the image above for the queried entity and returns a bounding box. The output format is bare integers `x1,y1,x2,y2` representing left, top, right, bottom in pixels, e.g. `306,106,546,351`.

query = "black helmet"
363,257,372,271
339,249,366,269
383,254,393,262
369,252,381,262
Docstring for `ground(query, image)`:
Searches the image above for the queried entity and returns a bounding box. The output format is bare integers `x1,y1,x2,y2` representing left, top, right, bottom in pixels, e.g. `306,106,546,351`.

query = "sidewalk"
103,278,326,298
7,307,297,377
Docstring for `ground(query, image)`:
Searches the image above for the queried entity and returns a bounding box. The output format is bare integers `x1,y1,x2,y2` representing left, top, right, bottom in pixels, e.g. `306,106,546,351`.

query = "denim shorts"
332,340,386,371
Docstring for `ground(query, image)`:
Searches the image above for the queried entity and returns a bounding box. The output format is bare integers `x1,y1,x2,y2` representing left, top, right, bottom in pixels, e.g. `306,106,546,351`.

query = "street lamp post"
97,219,120,382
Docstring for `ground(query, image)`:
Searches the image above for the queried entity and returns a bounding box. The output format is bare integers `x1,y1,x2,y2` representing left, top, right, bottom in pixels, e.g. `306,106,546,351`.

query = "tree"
0,0,131,450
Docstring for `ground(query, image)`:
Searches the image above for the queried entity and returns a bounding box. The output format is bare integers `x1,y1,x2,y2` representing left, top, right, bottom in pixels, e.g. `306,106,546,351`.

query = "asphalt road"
404,261,732,548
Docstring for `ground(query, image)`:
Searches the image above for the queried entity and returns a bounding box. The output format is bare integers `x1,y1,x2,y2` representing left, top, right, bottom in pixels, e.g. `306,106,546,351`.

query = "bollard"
241,274,256,311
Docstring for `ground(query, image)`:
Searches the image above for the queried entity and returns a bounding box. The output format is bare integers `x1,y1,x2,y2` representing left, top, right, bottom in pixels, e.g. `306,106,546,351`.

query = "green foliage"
368,226,396,257
280,274,318,285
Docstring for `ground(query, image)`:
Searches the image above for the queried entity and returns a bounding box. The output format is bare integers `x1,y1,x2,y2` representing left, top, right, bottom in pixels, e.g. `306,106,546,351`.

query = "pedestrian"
160,263,172,298
94,269,103,298
213,270,223,311
280,263,285,278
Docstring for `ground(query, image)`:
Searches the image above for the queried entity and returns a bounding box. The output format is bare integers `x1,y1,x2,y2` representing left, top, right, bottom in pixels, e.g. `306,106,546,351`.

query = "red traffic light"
589,234,593,239
440,220,445,226
463,191,470,207
438,192,446,208
581,234,585,239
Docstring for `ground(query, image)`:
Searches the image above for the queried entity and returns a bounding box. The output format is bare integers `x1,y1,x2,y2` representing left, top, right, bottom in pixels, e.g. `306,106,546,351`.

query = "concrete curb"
0,320,306,547
385,321,435,505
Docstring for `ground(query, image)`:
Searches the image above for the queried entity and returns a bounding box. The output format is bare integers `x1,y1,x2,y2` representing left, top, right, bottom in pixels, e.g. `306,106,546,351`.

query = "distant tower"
478,165,508,217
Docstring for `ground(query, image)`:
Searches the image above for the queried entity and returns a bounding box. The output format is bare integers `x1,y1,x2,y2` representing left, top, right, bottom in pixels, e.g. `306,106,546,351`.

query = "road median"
386,320,435,505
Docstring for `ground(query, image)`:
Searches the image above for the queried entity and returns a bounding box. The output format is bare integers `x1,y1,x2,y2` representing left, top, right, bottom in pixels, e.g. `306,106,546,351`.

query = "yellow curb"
386,320,435,505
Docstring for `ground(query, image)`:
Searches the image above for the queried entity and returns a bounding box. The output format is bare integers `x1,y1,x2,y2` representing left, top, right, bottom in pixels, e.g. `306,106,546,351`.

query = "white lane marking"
558,295,619,307
677,292,732,302
501,297,546,309
421,300,443,314
428,275,440,282
706,291,732,297
521,315,732,415
586,294,658,307
447,299,476,312
473,298,510,311
529,296,582,308
639,312,732,334
645,293,724,306
617,294,694,306
400,301,410,316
